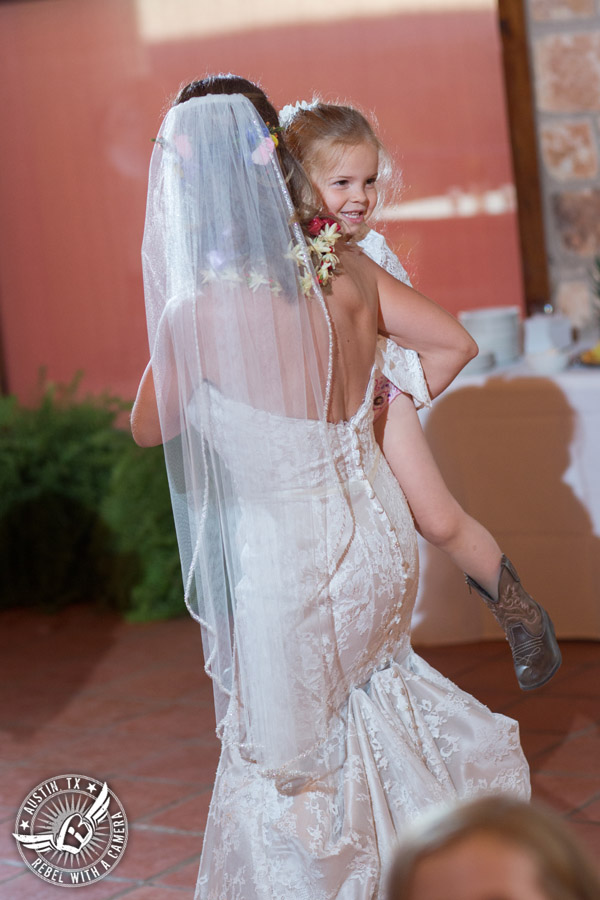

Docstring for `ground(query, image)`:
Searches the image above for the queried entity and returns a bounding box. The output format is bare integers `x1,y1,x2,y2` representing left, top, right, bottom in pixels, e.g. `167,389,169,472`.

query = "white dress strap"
375,336,432,409
358,229,412,286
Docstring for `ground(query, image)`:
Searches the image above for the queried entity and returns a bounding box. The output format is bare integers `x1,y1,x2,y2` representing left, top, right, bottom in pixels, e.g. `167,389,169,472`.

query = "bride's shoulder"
335,243,378,291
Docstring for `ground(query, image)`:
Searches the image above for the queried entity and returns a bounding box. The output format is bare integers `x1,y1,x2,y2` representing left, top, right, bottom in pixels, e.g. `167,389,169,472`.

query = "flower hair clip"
279,99,318,129
290,216,343,296
266,122,281,147
251,121,282,165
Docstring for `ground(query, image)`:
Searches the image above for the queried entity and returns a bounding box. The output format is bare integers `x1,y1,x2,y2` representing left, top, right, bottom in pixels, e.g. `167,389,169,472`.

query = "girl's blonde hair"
282,102,392,216
387,795,600,900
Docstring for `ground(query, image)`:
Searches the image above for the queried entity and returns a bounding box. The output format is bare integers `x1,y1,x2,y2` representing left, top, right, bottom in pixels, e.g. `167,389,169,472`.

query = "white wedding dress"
195,336,530,900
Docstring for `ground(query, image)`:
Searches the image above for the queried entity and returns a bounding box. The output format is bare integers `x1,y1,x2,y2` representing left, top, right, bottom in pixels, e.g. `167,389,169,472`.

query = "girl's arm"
370,259,478,399
131,361,163,447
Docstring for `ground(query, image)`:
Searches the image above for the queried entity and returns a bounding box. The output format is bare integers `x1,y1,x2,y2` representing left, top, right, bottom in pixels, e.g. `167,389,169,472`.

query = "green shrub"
0,377,183,620
101,441,182,621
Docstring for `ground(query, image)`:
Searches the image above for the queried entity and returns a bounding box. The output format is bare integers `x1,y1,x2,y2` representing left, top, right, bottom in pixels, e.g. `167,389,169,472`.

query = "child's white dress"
359,228,413,288
195,334,530,900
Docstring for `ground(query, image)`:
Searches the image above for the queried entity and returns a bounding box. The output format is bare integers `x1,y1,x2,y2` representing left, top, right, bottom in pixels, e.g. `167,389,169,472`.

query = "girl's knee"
416,504,464,550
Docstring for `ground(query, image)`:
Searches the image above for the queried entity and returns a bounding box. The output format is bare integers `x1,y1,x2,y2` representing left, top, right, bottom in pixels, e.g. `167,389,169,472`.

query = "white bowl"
526,349,569,375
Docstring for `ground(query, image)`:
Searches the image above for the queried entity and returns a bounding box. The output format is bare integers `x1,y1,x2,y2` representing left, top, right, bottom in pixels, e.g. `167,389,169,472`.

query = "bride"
131,75,530,900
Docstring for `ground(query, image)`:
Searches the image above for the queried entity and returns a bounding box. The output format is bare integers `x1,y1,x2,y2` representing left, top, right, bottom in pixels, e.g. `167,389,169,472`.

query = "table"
412,358,600,644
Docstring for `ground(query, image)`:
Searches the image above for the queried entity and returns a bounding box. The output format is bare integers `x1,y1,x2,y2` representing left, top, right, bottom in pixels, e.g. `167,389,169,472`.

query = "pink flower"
251,137,276,166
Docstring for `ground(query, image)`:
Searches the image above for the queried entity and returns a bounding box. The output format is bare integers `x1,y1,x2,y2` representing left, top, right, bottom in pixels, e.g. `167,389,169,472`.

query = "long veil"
142,95,352,790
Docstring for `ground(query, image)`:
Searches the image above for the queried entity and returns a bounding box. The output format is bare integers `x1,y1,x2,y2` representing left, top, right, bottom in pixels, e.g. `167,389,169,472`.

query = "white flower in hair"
299,272,314,296
286,241,308,266
221,267,243,284
279,99,317,129
200,268,219,284
247,270,270,292
291,217,343,296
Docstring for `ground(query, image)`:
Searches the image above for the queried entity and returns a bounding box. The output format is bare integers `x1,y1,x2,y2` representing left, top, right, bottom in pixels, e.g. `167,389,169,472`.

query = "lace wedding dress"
195,337,530,900
141,95,529,900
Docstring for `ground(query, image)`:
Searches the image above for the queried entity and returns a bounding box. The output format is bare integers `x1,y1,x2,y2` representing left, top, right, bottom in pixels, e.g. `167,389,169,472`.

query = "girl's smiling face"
313,141,379,236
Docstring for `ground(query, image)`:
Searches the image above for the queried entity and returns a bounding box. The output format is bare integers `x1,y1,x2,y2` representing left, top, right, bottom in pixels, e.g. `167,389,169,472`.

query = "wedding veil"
142,95,352,790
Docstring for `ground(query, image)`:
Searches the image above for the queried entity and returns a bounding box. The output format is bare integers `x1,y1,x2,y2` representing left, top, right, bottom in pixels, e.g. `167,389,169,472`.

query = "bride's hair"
174,75,317,222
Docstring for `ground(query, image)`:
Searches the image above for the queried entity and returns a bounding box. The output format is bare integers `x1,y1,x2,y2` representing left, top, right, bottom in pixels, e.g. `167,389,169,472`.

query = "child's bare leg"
374,393,502,597
374,393,561,689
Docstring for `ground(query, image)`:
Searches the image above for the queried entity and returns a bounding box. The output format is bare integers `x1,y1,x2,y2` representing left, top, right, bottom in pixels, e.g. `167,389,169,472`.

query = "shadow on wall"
414,376,600,644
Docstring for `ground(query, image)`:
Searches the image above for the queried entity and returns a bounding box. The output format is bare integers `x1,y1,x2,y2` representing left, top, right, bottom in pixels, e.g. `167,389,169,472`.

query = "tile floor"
1,606,599,898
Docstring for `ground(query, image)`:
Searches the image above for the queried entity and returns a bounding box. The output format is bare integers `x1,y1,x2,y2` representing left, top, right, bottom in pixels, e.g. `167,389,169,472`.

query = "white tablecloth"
412,359,600,644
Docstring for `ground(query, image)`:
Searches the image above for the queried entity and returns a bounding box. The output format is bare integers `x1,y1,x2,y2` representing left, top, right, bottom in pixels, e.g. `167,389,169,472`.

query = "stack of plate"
458,306,521,366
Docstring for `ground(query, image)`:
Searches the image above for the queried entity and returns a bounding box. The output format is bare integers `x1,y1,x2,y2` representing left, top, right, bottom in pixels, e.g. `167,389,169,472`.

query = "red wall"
0,0,523,402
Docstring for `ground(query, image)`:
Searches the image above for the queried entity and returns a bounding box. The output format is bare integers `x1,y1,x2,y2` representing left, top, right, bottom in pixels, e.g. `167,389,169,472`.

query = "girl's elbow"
462,333,479,363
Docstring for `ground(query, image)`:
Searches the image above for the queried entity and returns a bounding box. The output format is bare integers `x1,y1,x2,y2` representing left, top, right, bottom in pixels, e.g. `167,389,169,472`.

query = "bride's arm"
372,260,478,399
131,361,163,447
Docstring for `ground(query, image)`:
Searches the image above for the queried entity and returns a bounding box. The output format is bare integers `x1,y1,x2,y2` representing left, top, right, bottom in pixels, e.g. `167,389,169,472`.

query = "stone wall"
526,0,600,328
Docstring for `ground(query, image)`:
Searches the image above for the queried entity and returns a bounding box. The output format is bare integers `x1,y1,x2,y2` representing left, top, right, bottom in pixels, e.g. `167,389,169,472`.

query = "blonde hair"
283,102,392,216
387,796,600,900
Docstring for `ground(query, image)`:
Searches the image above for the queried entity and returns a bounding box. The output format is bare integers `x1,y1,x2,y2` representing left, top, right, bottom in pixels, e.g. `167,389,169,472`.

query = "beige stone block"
555,279,595,327
534,33,600,112
553,188,600,255
540,120,598,180
531,0,595,20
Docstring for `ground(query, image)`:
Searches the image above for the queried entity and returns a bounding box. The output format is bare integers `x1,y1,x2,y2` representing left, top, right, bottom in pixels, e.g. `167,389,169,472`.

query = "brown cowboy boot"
465,555,562,691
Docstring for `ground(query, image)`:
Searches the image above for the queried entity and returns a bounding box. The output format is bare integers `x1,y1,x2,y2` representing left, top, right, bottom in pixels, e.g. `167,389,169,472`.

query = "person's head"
282,102,390,237
173,75,314,220
387,796,600,900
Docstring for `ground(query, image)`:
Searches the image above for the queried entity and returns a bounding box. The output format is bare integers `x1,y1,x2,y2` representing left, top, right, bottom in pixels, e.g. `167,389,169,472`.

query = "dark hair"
173,74,316,221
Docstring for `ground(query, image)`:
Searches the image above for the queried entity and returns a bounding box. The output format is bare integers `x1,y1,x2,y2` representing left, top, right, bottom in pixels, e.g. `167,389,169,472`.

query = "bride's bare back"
325,246,379,422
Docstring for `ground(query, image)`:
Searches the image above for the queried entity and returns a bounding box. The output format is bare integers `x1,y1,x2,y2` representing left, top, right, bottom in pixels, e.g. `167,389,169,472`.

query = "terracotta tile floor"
1,606,599,898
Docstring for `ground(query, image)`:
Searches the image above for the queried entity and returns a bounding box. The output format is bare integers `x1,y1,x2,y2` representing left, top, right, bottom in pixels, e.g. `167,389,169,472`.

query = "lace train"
197,651,529,900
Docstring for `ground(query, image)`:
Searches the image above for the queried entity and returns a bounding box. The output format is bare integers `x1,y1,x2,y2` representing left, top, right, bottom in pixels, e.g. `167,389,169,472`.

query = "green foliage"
101,442,182,621
0,376,183,620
